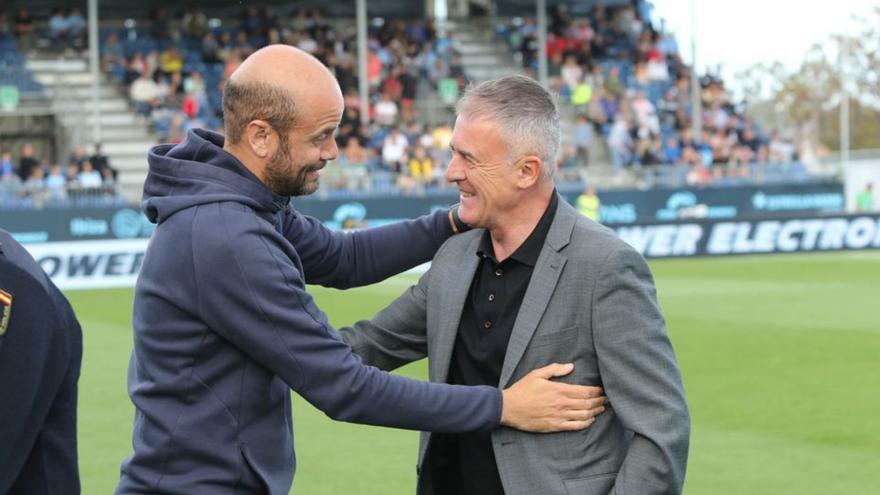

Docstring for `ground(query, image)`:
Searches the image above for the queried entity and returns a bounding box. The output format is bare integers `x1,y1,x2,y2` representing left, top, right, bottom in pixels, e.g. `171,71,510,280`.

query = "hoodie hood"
143,128,289,224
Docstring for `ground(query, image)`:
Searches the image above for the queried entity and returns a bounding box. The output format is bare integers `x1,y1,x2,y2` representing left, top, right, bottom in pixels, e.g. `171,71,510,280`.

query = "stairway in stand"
28,56,156,203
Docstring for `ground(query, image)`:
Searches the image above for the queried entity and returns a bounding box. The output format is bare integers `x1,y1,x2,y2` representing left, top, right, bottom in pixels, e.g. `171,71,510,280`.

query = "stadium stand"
0,1,822,209
490,3,817,188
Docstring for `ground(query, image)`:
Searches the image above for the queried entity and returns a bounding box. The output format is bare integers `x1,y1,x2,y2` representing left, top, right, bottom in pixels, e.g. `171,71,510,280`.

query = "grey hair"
455,74,561,180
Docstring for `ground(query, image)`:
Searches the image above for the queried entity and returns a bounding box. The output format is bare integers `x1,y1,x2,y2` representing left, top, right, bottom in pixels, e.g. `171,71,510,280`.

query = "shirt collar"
476,192,558,267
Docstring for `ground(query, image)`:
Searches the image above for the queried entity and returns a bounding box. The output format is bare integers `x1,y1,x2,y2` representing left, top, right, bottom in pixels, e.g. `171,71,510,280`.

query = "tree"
735,7,880,151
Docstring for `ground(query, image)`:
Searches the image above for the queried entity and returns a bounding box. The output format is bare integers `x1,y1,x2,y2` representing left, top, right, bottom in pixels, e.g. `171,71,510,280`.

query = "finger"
561,407,602,422
556,417,596,432
530,362,574,379
555,397,604,414
557,383,604,399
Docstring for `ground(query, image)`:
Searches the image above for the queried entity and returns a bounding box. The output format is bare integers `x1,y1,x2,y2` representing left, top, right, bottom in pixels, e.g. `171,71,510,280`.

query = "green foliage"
736,7,880,150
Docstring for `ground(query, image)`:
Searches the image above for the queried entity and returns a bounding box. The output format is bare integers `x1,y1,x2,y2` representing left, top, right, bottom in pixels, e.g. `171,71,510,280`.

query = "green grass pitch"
67,251,880,494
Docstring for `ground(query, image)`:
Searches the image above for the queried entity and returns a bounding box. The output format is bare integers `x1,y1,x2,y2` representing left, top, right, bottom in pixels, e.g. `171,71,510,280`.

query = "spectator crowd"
0,142,119,208
497,2,801,185
1,1,813,203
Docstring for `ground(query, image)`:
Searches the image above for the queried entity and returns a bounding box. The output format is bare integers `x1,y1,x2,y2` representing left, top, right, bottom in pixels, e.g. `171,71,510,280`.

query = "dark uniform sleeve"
0,233,82,495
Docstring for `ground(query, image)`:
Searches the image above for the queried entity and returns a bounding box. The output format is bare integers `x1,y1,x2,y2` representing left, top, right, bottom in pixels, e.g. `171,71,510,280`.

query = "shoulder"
569,213,642,264
435,229,482,262
0,229,50,291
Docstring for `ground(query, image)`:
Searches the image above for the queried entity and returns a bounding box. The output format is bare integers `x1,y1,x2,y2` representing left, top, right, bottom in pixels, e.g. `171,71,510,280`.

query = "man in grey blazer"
340,75,690,495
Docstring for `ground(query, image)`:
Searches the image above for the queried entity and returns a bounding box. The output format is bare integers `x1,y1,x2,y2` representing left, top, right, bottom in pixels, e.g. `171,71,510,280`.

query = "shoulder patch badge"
0,289,12,336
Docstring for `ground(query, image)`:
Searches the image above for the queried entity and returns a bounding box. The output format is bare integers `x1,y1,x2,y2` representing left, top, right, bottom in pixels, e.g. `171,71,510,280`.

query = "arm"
338,260,431,371
592,246,691,494
283,208,456,289
195,205,500,433
339,243,607,432
0,264,75,490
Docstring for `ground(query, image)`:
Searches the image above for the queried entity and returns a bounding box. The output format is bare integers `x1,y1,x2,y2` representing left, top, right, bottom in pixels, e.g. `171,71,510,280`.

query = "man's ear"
245,120,274,159
516,155,543,188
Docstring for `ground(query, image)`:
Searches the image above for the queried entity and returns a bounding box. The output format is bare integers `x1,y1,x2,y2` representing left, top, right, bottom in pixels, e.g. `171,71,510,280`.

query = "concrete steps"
26,56,157,202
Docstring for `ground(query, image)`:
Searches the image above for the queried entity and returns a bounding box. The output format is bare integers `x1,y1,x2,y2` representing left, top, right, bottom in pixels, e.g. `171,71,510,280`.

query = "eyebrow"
450,144,477,162
311,124,338,138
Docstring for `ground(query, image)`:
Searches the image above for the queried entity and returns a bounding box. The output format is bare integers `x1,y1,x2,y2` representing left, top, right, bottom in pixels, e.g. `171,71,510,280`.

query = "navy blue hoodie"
116,129,502,494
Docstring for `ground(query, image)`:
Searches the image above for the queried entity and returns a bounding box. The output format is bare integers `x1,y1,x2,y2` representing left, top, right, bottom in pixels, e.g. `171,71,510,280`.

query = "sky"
648,0,879,95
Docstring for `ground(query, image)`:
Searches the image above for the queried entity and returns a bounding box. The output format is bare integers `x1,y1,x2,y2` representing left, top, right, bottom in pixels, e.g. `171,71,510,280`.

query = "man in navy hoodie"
116,45,605,494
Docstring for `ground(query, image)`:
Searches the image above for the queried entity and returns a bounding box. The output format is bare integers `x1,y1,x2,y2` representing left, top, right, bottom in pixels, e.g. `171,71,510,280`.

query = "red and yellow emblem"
0,288,12,336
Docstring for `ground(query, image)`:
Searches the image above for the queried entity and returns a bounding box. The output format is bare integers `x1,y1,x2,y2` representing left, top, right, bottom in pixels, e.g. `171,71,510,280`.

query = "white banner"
24,239,149,290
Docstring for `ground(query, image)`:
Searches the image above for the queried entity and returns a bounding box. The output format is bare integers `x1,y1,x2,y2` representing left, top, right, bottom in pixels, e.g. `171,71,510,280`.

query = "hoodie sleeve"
192,203,501,432
282,208,453,289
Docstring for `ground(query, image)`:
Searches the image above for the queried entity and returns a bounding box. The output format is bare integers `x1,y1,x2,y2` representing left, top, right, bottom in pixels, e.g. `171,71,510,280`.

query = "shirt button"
488,293,495,302
484,320,492,329
494,268,503,277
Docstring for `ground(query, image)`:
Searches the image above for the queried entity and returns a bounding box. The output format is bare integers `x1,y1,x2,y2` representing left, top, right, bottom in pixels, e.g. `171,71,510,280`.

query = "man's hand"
501,363,606,432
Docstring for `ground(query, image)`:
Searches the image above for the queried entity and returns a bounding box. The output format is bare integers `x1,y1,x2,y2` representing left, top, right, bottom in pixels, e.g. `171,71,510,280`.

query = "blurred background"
1,0,878,493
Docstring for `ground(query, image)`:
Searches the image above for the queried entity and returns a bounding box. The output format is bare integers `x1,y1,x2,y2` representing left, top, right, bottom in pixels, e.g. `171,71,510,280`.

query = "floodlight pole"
536,0,548,87
357,0,369,127
88,0,101,143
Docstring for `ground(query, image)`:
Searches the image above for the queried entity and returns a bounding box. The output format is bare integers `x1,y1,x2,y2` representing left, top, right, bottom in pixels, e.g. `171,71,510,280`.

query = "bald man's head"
222,45,340,144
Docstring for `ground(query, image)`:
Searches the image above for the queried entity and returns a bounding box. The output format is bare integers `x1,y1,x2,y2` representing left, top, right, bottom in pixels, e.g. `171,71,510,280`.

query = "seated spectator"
12,7,35,52
0,152,21,197
159,47,184,77
407,144,434,184
201,32,222,64
67,8,86,47
48,9,69,48
145,49,160,78
182,9,208,40
0,13,10,41
130,73,160,115
381,127,408,172
17,143,39,182
89,144,117,180
646,51,669,82
561,55,584,93
337,137,371,192
45,165,68,200
663,136,682,164
572,114,594,165
77,162,102,189
607,116,633,170
240,6,262,38
101,167,117,189
769,131,794,163
69,145,89,172
374,94,398,127
686,163,711,186
23,166,46,198
101,31,125,71
184,71,207,100
149,8,171,40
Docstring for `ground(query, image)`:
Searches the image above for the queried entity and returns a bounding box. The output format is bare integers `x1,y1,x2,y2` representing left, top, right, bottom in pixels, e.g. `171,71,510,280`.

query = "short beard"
264,135,321,197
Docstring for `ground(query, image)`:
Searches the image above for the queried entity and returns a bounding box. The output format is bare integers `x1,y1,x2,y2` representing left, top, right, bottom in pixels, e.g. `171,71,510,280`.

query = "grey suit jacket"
340,198,690,495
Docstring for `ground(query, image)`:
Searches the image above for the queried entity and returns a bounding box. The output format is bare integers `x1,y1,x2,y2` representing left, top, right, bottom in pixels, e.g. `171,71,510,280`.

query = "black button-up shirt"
427,194,558,495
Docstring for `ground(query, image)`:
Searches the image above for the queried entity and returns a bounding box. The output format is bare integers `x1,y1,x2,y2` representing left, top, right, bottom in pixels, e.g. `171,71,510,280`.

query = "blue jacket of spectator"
0,229,82,494
116,129,502,494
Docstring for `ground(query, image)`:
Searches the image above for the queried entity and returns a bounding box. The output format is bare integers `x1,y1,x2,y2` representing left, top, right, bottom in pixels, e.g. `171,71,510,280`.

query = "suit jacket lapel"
499,197,578,388
430,233,482,382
